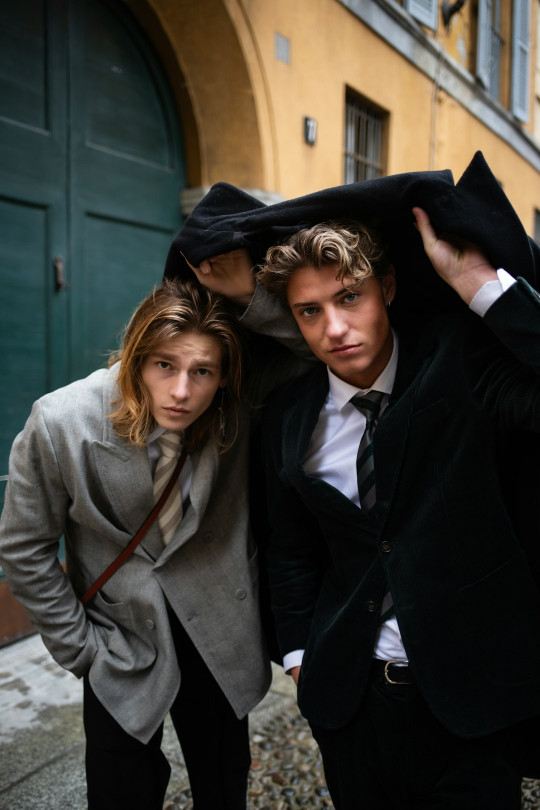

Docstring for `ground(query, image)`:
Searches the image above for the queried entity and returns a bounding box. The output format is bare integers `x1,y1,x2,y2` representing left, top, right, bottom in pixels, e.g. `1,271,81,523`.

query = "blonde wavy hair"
108,277,244,453
258,221,390,300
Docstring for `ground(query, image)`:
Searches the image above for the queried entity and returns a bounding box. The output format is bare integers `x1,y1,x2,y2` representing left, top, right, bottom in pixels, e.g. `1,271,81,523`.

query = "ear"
381,266,396,305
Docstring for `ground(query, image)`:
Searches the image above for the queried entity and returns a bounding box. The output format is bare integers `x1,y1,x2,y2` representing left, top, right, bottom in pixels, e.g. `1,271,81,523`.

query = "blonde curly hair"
258,221,391,300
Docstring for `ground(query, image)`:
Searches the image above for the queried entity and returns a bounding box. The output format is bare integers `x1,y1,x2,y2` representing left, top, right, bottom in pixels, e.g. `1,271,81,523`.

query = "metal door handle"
54,255,65,292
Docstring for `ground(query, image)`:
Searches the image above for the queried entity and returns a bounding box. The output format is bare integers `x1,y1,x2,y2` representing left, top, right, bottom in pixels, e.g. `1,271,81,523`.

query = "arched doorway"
0,0,185,644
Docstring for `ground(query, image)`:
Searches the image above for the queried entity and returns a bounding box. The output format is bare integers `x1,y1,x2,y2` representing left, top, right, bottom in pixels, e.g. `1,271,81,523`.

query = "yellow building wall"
133,0,540,234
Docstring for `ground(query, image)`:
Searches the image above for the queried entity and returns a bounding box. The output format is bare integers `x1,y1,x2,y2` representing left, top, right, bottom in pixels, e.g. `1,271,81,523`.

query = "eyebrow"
290,286,355,311
149,351,221,368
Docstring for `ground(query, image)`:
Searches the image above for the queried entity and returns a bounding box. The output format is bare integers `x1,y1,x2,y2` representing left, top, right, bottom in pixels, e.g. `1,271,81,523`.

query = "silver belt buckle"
384,659,409,685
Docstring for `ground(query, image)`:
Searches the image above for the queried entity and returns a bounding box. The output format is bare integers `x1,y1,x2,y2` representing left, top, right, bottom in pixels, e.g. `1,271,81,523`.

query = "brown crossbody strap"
81,448,188,605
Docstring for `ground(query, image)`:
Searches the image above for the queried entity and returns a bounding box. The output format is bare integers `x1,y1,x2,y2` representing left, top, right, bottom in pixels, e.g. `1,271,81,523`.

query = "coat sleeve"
239,281,317,407
0,401,100,677
471,277,540,431
239,281,314,361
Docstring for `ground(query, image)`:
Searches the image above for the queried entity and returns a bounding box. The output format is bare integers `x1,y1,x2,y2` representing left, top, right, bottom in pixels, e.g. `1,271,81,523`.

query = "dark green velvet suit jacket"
262,278,540,738
168,150,540,773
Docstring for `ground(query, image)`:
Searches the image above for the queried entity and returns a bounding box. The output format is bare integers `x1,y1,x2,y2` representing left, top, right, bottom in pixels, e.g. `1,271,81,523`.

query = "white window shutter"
511,0,531,122
405,0,438,31
476,0,492,89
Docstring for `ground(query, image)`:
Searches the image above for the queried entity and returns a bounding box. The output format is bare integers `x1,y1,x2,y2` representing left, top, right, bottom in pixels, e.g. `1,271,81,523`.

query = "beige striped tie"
153,431,183,546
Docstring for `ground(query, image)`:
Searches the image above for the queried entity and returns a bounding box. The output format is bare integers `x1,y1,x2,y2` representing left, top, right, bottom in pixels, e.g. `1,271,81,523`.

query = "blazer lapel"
282,365,369,525
91,437,157,534
373,330,436,524
91,368,157,552
281,364,328,474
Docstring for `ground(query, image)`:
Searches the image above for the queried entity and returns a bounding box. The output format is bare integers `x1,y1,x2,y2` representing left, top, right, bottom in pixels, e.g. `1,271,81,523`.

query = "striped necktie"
153,430,183,546
351,390,394,623
351,390,385,513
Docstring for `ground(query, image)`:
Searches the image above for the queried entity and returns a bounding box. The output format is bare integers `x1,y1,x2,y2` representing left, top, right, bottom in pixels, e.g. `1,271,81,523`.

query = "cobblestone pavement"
165,701,540,810
2,635,538,809
164,702,333,810
524,779,540,809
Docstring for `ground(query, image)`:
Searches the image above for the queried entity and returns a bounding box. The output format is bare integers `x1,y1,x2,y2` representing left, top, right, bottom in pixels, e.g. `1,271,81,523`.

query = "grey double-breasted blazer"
0,363,271,743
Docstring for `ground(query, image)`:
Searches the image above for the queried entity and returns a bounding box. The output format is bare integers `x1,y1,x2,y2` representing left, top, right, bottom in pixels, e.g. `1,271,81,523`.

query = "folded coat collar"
165,152,539,332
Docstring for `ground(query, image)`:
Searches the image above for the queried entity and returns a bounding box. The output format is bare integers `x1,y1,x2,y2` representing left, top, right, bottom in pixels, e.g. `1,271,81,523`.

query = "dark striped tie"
351,390,384,513
351,391,395,623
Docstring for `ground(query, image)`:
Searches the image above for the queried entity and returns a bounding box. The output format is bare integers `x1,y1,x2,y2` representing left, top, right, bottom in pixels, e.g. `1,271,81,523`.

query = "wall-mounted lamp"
304,117,317,146
441,0,467,29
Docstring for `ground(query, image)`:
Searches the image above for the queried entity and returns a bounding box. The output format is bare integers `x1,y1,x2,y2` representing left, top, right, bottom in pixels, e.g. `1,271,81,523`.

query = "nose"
170,372,190,401
324,307,348,341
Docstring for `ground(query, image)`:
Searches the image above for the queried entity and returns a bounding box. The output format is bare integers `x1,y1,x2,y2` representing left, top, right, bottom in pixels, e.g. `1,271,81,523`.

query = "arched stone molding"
125,0,279,202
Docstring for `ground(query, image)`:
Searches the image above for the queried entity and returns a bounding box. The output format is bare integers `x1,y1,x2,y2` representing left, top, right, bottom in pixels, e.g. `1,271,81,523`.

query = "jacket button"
366,601,377,614
145,619,155,630
380,541,392,553
235,588,247,600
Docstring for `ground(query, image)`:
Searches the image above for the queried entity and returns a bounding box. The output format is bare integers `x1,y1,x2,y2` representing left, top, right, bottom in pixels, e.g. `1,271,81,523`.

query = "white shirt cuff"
283,649,304,673
469,268,517,317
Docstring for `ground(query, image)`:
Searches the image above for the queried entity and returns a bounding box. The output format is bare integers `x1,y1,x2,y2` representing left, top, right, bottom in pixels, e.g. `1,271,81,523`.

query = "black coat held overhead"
166,152,540,776
165,151,539,325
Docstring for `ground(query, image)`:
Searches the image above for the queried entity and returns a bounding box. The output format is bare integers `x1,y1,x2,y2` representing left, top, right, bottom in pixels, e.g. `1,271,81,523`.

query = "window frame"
344,90,386,184
511,0,531,121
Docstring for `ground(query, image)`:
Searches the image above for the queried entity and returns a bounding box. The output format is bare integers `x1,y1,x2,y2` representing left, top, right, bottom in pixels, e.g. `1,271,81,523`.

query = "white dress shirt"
283,271,516,673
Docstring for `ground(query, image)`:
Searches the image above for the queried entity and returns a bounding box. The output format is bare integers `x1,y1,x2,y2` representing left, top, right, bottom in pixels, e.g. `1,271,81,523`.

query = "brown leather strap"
81,448,188,605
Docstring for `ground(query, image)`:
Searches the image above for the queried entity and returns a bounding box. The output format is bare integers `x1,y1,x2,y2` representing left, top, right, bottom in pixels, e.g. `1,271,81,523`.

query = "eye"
300,306,318,318
157,361,170,370
342,292,358,303
195,368,211,376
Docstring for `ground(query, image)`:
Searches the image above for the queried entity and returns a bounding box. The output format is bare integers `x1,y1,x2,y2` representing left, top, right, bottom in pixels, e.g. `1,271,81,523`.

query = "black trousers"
83,613,251,810
310,668,522,810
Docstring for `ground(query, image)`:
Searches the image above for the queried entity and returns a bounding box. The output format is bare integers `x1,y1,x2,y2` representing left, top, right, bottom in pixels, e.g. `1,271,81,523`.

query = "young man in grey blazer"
0,278,273,810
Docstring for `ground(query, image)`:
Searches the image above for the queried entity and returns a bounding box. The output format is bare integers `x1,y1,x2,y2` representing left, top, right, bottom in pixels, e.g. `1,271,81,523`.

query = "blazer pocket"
91,591,158,671
94,589,133,626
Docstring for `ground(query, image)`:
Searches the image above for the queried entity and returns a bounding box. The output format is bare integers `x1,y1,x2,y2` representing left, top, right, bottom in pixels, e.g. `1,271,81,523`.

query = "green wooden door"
0,0,184,643
69,0,185,378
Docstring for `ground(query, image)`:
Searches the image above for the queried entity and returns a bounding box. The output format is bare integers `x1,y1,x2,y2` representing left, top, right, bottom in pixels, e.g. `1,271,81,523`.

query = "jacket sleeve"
240,281,314,361
471,277,540,431
0,401,100,677
239,282,317,406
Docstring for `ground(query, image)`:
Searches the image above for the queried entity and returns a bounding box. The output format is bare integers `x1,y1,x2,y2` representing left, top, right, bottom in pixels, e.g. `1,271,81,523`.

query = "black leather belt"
372,658,414,685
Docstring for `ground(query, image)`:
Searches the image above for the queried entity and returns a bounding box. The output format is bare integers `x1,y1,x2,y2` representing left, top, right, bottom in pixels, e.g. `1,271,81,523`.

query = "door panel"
0,0,69,482
84,0,173,166
0,0,48,130
69,0,184,380
78,214,176,375
0,200,49,470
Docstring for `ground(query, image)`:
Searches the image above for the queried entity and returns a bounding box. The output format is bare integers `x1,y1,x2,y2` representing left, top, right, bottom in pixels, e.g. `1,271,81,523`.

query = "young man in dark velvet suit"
167,154,540,809
253,209,540,809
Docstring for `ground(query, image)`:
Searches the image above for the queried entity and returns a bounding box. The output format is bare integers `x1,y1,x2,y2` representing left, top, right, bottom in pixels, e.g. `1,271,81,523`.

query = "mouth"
163,407,190,415
330,344,360,355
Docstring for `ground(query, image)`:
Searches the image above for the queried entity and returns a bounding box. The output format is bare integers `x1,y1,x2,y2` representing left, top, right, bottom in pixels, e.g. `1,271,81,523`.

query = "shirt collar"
146,424,166,446
328,330,399,413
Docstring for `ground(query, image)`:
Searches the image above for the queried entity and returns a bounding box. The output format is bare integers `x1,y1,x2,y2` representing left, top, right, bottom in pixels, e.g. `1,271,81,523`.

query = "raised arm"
412,206,499,305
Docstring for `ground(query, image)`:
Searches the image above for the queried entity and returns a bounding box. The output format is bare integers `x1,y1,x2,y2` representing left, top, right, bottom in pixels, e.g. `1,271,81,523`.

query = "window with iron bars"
344,92,385,183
